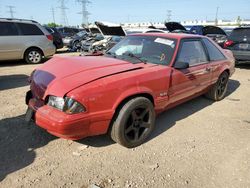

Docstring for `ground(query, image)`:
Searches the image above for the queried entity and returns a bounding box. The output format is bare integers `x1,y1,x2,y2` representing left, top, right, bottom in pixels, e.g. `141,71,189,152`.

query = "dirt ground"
0,53,250,188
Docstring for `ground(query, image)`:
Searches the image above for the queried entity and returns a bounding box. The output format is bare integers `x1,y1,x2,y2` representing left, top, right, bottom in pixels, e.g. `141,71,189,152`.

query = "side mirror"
174,62,189,69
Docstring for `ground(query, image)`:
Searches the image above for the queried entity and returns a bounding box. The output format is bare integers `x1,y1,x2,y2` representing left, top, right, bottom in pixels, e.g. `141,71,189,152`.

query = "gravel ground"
0,54,250,188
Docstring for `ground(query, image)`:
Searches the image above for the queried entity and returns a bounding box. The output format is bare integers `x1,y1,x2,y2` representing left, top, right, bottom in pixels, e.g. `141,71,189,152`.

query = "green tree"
46,22,61,27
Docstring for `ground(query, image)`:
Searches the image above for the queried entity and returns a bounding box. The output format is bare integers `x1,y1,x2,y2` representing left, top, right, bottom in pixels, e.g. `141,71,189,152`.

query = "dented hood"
95,21,126,36
164,22,186,32
31,56,144,99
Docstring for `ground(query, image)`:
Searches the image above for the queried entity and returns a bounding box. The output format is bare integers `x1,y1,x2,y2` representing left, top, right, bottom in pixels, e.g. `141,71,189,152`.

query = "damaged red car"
25,33,235,148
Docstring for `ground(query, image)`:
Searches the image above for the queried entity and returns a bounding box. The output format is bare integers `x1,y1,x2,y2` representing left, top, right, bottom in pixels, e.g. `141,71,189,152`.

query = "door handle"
205,67,212,72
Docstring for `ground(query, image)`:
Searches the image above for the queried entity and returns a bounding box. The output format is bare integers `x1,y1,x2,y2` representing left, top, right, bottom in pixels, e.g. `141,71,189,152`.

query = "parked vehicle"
25,33,235,148
44,26,64,49
88,22,125,52
224,27,250,63
56,27,82,38
64,30,88,50
80,33,104,52
190,25,228,47
80,22,125,53
0,18,56,64
90,36,123,52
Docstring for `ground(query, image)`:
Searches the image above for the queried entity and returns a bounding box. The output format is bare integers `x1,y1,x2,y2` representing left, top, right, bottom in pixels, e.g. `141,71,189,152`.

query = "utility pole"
58,0,68,26
51,7,56,23
76,0,91,26
215,6,219,26
167,10,172,22
7,5,15,18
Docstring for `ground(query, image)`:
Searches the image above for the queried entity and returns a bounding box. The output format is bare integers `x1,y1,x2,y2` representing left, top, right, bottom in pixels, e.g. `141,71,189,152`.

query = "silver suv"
0,18,56,64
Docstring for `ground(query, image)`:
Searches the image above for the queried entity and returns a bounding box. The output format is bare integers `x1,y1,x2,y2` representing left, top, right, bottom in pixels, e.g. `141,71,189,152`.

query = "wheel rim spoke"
125,125,134,134
139,108,149,119
217,75,228,97
134,129,139,140
141,122,150,128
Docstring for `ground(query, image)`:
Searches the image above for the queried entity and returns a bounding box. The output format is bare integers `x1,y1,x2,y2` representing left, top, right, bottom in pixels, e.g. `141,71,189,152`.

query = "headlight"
28,70,36,83
47,96,86,114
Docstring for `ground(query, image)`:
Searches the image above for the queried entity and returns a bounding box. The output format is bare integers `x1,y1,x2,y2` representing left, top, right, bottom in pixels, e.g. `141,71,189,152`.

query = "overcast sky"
0,0,249,26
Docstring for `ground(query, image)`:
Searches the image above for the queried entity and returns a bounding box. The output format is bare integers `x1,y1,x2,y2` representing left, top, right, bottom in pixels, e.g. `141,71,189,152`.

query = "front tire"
110,97,155,148
206,71,229,101
24,48,43,64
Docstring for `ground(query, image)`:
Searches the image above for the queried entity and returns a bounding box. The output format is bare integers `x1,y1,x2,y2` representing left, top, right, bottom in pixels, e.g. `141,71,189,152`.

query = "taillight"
224,40,234,48
46,35,53,41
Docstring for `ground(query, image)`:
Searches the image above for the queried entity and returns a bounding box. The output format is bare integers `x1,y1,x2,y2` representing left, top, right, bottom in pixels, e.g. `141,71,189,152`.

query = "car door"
0,21,21,60
168,39,212,105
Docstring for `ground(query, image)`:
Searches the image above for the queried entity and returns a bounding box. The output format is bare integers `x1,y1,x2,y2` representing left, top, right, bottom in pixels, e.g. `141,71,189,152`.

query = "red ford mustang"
25,33,235,148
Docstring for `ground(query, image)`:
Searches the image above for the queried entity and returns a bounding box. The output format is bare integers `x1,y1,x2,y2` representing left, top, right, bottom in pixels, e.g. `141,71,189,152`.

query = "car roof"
129,32,204,40
0,18,38,24
233,27,250,30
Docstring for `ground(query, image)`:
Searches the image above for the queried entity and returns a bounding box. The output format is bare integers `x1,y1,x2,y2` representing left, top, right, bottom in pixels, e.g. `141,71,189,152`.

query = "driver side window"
177,40,208,66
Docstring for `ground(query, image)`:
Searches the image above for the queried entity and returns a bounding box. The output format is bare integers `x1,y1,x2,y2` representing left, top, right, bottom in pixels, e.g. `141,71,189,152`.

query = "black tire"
205,71,229,101
24,48,43,64
110,97,155,148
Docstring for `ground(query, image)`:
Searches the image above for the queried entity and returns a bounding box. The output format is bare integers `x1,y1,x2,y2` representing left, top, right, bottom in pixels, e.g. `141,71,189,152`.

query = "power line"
76,0,91,26
6,5,15,18
58,0,68,26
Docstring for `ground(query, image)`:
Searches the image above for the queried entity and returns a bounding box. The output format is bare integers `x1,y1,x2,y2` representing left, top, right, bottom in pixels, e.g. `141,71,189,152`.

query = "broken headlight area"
47,96,86,114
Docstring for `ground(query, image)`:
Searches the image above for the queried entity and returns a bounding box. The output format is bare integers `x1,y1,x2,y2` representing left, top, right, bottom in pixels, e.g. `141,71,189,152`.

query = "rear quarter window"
17,23,44,35
0,22,18,36
202,38,226,61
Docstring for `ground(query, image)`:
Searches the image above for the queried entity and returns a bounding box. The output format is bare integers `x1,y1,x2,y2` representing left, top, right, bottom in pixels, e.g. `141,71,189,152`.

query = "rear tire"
24,48,43,64
205,71,229,101
110,97,155,148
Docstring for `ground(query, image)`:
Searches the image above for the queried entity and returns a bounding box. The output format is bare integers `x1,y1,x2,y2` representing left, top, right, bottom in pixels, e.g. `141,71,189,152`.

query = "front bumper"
26,91,113,140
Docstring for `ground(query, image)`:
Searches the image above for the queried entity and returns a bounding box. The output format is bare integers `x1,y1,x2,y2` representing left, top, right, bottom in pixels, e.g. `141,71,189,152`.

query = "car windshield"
106,35,177,65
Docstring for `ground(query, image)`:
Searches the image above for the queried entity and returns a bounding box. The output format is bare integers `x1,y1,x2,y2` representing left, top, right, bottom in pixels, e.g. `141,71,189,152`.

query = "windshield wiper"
123,52,147,64
106,51,117,58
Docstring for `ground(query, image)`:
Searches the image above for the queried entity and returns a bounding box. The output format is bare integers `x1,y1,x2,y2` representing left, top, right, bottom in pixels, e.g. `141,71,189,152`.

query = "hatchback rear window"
202,38,226,61
17,23,44,35
229,28,250,41
0,22,18,36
